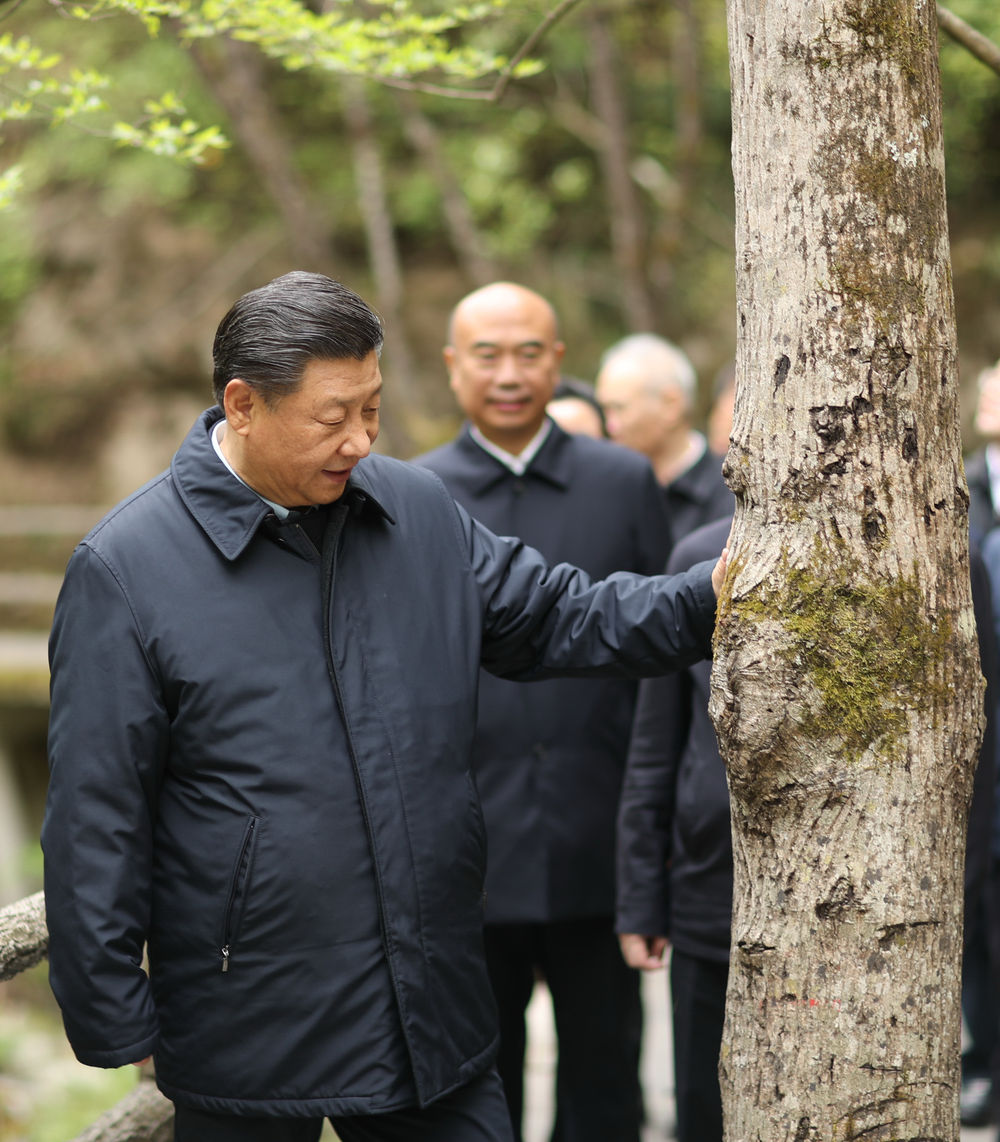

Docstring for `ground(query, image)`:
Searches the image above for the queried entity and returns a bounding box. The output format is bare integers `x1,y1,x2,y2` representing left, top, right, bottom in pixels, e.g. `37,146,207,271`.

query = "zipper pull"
221,945,230,973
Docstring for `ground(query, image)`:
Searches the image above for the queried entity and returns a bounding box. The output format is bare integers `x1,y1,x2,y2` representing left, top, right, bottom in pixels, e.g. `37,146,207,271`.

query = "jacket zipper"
220,816,258,973
319,507,408,1006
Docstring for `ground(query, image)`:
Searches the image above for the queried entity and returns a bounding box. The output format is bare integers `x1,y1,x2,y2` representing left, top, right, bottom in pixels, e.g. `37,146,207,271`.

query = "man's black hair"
550,375,608,436
212,271,384,405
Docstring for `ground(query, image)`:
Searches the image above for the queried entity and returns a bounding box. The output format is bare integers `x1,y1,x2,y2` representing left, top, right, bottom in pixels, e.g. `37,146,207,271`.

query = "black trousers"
963,883,999,1081
172,1068,514,1142
483,916,643,1142
669,948,729,1142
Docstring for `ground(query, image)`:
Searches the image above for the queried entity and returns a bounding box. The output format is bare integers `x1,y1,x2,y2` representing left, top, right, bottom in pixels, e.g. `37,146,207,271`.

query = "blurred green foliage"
0,0,997,466
0,962,138,1142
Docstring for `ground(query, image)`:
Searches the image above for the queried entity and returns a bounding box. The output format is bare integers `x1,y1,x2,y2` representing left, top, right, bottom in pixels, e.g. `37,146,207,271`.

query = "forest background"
1,1,1000,1138
1,0,999,504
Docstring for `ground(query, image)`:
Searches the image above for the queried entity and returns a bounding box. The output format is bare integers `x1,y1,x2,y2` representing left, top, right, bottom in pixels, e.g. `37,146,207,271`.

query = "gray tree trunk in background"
586,8,657,332
397,93,498,288
189,37,336,269
711,1,984,1137
341,79,418,455
649,0,702,299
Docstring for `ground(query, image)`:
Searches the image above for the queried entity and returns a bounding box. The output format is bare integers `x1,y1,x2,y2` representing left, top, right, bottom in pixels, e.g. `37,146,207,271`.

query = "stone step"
0,573,62,605
0,632,49,706
0,506,104,537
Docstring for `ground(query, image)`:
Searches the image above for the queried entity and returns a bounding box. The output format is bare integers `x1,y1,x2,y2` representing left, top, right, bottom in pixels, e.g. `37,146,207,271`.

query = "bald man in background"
415,283,672,1142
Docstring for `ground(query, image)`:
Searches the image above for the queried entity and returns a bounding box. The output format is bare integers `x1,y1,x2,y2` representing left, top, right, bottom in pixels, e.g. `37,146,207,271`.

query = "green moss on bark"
842,0,930,82
728,541,951,757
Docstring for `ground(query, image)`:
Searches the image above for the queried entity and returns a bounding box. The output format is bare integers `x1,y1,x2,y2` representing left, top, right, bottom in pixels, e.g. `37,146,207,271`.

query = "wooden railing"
0,892,174,1141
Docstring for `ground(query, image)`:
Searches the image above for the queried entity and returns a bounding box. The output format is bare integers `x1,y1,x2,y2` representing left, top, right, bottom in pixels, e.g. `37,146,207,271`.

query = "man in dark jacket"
617,519,998,1142
616,516,733,1142
595,333,733,541
416,282,670,1142
968,359,1000,545
42,272,726,1142
964,358,1000,1126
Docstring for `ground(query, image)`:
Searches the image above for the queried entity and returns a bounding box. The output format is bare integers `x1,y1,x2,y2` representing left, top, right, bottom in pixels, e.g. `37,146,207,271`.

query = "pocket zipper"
220,817,258,973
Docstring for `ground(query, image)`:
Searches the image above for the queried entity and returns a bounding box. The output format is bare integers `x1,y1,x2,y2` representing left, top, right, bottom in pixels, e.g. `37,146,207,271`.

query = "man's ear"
443,346,458,393
554,341,567,367
223,379,256,436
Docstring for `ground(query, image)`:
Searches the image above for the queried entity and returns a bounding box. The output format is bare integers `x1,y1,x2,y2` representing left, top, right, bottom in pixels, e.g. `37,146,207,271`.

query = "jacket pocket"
219,814,260,973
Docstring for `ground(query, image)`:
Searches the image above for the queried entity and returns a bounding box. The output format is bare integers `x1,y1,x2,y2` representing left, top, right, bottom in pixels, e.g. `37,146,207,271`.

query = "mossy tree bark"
711,2,985,1139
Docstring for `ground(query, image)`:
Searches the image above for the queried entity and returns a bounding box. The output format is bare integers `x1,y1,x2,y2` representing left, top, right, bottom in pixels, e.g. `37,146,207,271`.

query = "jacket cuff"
71,1030,158,1070
685,558,718,647
615,903,670,937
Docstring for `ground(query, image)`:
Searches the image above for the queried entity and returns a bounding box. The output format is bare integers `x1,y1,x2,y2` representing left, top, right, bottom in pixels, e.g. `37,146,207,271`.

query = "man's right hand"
618,932,669,971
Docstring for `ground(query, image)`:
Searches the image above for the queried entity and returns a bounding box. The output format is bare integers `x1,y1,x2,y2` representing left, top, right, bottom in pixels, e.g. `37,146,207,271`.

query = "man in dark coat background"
617,514,999,1142
616,516,733,1142
964,356,1000,1128
416,282,671,1142
42,272,728,1142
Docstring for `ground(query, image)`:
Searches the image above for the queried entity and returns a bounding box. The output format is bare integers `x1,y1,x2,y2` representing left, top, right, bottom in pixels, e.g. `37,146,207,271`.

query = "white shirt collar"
469,420,553,476
212,418,291,519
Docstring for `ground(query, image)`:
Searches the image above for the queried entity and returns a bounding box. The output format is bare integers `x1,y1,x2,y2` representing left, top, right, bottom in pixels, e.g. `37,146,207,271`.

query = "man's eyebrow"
316,384,383,413
470,339,545,351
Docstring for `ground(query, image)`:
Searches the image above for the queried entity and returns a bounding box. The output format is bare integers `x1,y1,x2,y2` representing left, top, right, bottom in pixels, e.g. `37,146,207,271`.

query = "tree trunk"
188,37,336,269
396,92,497,287
341,79,417,456
649,0,702,297
711,3,983,1139
586,8,657,332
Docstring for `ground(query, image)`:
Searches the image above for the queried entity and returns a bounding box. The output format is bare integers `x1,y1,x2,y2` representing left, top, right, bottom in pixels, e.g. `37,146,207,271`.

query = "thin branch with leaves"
938,4,1000,78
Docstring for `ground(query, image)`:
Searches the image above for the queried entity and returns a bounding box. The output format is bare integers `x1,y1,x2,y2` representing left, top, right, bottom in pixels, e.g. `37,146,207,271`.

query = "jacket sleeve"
966,545,998,917
459,506,717,680
615,671,691,937
42,542,168,1068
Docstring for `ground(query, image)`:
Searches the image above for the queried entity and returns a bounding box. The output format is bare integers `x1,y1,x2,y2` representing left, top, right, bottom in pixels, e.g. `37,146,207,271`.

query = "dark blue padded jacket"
43,408,716,1117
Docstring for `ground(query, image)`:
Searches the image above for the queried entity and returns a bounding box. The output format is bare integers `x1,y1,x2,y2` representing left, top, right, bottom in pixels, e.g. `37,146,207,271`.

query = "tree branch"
937,4,1000,77
490,0,587,103
369,0,588,103
0,0,29,25
0,891,47,982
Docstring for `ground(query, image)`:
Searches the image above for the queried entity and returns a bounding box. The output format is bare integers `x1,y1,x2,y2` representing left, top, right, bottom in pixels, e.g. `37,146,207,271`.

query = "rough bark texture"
711,2,983,1139
70,1080,173,1142
0,889,46,981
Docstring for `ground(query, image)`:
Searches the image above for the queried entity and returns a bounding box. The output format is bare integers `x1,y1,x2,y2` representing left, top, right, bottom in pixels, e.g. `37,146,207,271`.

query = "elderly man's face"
445,287,564,453
975,367,1000,441
223,353,381,507
596,364,679,461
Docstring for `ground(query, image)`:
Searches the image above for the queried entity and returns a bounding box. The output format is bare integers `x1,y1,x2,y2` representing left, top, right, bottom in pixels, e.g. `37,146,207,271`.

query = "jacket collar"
668,445,714,505
171,409,393,561
454,418,574,495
